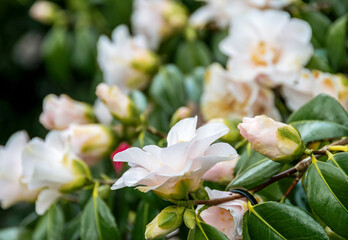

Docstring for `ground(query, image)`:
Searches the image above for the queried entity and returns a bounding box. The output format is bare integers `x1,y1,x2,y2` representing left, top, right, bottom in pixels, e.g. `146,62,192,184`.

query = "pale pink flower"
238,115,304,162
40,94,95,130
203,157,239,183
198,188,249,239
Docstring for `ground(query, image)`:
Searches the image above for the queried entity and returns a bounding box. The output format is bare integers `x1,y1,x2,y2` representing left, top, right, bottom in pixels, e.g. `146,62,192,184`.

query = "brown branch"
279,171,304,203
193,138,348,206
147,126,167,138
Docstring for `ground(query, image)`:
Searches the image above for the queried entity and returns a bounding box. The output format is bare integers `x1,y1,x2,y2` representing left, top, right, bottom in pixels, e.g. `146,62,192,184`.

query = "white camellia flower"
238,115,305,163
190,0,294,29
220,10,313,87
111,117,238,200
338,76,348,112
198,188,249,239
132,0,188,49
97,25,159,92
62,124,115,166
22,131,91,215
0,131,39,209
282,69,341,111
40,94,95,130
201,64,280,121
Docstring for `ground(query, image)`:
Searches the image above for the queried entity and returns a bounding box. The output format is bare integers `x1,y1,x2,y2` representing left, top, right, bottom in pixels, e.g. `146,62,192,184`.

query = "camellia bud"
170,106,192,127
238,115,305,163
96,83,139,124
40,94,95,130
161,1,188,38
29,1,60,24
209,118,241,143
62,124,116,166
145,206,185,239
183,208,196,230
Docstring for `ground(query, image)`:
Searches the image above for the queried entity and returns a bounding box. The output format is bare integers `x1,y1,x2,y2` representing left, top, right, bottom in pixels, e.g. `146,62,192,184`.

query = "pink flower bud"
111,142,130,175
238,115,304,163
40,94,95,130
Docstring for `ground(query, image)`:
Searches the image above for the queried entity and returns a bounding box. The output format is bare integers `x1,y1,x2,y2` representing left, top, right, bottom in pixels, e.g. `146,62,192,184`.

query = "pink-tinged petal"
35,189,61,215
200,206,235,239
111,167,150,190
167,116,197,146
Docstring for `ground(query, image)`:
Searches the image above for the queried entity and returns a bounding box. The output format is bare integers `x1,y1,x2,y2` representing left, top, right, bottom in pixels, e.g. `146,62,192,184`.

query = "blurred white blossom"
132,0,188,49
201,64,280,121
111,117,237,200
0,131,39,209
29,1,59,24
96,83,139,123
40,94,95,130
93,100,113,125
22,131,91,215
220,10,313,87
97,25,158,92
282,69,341,111
190,0,294,29
62,124,115,166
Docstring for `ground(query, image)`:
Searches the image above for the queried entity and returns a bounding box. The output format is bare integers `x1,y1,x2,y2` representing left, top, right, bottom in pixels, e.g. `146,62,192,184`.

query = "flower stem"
279,171,304,203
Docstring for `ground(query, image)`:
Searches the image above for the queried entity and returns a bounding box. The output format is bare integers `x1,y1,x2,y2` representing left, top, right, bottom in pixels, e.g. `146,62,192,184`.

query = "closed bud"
183,208,196,230
170,107,192,127
209,118,241,142
238,115,305,163
145,206,185,239
40,94,95,130
29,1,60,24
161,1,188,38
96,83,139,124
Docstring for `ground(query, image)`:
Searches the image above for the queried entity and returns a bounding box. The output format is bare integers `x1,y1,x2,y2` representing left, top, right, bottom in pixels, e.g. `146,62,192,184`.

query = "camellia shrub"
1,0,348,239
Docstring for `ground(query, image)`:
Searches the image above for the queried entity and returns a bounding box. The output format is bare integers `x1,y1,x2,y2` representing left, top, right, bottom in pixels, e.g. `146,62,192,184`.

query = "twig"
279,171,304,203
193,138,348,206
147,126,167,138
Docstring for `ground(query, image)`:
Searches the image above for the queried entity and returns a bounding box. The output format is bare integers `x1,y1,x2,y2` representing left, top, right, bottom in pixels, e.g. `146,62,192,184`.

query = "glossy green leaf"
130,90,147,114
291,120,348,143
149,65,187,114
188,222,229,240
80,188,121,240
301,11,331,47
242,211,251,240
306,159,348,238
246,202,328,240
331,0,348,17
131,201,150,240
287,94,348,127
32,204,64,240
327,152,348,176
234,147,265,175
227,157,283,190
184,67,205,103
175,40,212,73
326,15,347,71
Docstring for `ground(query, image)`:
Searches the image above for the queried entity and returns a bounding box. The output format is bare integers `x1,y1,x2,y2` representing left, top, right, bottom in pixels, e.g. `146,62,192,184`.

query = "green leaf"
301,11,331,47
327,152,348,176
227,157,283,190
149,65,187,115
64,215,81,240
234,147,265,175
80,185,121,240
306,52,333,72
242,211,251,240
0,227,31,240
326,15,347,71
246,202,328,240
131,201,150,240
287,94,348,127
32,204,64,240
189,222,229,240
41,26,70,84
306,159,348,238
130,90,147,114
211,31,228,65
175,40,211,74
184,67,205,103
330,0,348,17
291,120,348,143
